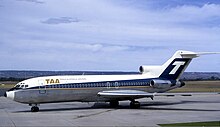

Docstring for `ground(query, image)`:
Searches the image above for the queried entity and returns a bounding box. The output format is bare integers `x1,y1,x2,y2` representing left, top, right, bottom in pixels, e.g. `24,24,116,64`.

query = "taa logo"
45,79,60,84
169,61,185,75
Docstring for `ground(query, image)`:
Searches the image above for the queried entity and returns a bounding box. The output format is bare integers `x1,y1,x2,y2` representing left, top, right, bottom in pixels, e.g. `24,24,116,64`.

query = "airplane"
4,50,219,112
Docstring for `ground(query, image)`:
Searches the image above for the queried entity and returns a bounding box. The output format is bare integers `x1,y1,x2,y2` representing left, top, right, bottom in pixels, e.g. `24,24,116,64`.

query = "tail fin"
159,50,219,80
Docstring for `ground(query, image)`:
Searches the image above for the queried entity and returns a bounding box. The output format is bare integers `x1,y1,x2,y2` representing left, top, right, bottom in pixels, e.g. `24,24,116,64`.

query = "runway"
0,94,220,126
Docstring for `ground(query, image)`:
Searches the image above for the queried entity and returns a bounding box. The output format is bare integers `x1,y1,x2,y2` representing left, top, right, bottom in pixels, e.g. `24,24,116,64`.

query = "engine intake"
139,65,162,74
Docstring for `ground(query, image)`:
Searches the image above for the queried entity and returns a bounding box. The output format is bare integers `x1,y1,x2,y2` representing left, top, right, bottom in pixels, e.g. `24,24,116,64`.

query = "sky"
0,0,220,72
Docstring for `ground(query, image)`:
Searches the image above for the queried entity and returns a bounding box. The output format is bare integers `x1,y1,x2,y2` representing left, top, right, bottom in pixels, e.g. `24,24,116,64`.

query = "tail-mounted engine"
139,66,162,74
150,79,185,89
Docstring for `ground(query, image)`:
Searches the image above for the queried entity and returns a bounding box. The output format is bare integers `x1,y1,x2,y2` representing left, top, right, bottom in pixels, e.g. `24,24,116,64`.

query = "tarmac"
0,94,220,126
0,88,8,96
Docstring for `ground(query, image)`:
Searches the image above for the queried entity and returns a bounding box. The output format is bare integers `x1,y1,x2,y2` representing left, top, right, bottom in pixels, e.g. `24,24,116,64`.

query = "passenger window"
21,85,24,88
25,85,28,88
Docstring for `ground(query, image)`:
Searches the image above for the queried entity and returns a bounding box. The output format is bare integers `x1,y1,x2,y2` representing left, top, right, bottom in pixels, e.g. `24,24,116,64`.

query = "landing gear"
31,106,39,112
29,104,40,112
130,100,140,109
109,100,119,108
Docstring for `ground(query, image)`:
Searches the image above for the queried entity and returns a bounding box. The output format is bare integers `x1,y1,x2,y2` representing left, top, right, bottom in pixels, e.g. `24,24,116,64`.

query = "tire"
130,101,140,109
109,101,119,108
31,106,39,112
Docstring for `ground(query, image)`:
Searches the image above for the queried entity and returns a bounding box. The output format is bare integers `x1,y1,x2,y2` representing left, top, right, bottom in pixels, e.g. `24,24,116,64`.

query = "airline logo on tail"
169,61,186,74
160,58,190,80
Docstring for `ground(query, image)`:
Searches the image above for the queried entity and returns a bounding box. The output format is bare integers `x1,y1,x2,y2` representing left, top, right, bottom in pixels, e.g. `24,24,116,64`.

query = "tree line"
0,77,26,82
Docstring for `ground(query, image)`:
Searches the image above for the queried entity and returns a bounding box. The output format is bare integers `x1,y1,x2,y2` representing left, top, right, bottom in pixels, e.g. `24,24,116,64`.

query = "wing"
97,90,155,100
97,90,219,101
154,92,220,97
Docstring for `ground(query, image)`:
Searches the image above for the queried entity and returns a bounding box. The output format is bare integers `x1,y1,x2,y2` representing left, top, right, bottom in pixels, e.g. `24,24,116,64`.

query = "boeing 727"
4,50,219,112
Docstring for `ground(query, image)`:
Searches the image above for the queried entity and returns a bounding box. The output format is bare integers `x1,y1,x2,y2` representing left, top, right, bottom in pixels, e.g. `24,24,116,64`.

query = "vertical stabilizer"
159,50,200,80
140,50,219,80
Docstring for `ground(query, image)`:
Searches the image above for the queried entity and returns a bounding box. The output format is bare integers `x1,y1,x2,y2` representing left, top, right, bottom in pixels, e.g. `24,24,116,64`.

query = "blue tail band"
159,58,191,80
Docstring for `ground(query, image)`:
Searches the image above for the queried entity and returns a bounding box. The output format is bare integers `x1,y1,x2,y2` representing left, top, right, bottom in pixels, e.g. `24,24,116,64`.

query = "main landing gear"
109,100,141,109
130,100,140,109
109,100,119,108
29,104,39,112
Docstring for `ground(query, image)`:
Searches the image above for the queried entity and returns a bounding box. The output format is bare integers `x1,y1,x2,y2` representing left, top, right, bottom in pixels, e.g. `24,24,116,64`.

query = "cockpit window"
21,85,24,88
25,85,28,88
15,85,20,88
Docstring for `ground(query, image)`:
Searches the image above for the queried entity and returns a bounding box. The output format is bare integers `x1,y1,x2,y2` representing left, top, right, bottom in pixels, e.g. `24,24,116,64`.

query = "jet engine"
150,79,172,89
139,66,162,74
150,79,185,89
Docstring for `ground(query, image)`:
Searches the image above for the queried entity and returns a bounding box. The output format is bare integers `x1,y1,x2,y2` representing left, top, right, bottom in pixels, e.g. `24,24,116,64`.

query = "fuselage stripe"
23,78,153,91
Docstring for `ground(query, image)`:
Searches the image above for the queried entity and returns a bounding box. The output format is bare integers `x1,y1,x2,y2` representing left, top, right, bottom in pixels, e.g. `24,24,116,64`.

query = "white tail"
140,50,220,80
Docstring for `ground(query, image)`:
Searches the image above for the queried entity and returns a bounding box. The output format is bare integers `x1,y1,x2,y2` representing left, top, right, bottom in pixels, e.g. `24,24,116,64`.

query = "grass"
0,81,17,88
170,80,220,93
159,121,220,127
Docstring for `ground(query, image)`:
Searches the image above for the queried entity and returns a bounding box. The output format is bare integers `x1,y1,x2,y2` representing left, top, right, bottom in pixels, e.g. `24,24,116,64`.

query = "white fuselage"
6,74,179,104
6,50,211,112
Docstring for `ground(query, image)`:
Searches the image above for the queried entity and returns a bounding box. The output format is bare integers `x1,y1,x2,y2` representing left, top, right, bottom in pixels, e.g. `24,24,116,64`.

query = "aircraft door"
38,79,46,94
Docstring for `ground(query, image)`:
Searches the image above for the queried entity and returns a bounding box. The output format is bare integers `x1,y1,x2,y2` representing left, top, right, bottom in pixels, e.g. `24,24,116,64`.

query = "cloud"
16,0,45,4
114,0,220,10
4,39,165,54
41,17,79,25
0,0,219,71
167,4,220,26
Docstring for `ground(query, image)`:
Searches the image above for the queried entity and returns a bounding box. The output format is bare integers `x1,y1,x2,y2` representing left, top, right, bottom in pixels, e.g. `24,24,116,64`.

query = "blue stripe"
159,58,191,80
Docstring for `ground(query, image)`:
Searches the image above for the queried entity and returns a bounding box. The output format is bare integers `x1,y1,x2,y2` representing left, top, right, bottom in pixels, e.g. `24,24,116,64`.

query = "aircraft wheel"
109,100,119,108
130,101,140,109
31,106,39,112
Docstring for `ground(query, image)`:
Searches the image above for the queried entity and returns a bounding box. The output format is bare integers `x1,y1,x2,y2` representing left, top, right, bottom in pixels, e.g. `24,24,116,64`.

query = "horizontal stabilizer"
179,51,220,58
197,52,220,56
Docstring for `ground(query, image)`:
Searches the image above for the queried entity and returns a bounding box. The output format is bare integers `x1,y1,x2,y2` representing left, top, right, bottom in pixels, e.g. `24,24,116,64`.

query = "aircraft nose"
5,91,15,100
